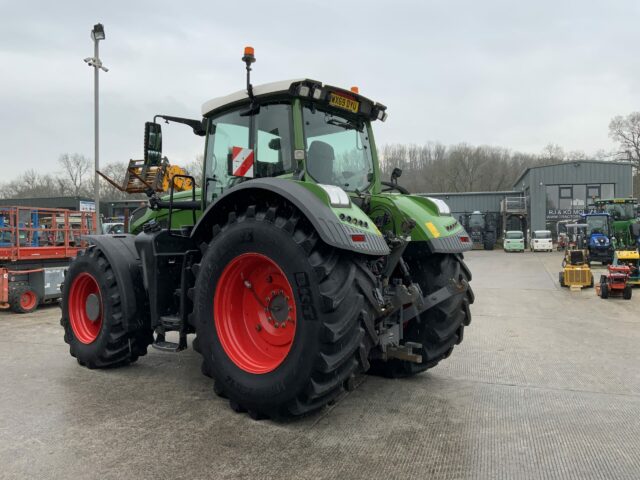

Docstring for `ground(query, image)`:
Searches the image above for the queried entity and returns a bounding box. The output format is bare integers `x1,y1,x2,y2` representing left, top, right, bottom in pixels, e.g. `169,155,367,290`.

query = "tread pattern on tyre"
192,202,380,419
369,252,474,378
61,247,152,369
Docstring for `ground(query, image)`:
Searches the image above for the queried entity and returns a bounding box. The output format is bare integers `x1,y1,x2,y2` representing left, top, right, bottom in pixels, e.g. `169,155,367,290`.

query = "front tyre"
193,204,378,418
370,252,474,378
61,247,153,368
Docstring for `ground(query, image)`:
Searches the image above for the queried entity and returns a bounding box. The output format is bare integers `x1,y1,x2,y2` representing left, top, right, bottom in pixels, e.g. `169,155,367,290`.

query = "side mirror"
391,167,402,184
144,122,162,166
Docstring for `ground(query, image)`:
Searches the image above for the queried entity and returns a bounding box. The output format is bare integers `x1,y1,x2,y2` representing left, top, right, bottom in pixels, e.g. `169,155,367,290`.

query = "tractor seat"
307,141,335,184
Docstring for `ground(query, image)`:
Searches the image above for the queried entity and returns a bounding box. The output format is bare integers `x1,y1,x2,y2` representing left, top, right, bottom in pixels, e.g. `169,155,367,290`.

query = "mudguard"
190,178,390,256
84,234,148,332
368,193,472,254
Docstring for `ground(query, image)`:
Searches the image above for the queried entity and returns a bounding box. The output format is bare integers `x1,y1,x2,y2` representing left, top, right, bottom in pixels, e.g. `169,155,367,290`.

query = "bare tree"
183,154,204,187
609,112,640,172
58,153,92,197
540,143,565,162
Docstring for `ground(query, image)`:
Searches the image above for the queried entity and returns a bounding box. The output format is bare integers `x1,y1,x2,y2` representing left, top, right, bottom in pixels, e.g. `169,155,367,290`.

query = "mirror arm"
153,115,206,136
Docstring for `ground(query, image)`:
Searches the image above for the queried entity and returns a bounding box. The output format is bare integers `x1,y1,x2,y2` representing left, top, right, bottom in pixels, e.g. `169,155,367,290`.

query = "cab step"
152,331,187,352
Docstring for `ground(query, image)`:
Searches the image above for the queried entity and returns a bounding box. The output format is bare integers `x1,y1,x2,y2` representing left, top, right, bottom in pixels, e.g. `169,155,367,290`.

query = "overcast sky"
1,0,638,180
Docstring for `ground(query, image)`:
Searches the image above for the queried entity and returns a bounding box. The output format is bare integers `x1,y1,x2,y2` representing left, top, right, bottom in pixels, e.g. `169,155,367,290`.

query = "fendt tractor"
61,48,474,419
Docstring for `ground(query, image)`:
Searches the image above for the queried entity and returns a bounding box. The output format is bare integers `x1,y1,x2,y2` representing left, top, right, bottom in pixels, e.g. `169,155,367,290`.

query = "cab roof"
201,79,305,116
201,78,384,117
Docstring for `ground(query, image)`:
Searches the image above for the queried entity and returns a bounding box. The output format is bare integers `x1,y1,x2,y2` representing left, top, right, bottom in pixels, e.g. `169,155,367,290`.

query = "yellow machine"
98,157,193,194
98,115,203,194
559,223,594,289
614,250,640,286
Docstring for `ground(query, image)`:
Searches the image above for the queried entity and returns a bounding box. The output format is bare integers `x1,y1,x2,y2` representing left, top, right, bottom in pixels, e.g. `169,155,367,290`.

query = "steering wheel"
381,181,409,194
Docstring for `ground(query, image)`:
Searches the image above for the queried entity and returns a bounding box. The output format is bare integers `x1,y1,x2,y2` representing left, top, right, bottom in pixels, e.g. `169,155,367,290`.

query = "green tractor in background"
595,198,640,250
61,48,474,419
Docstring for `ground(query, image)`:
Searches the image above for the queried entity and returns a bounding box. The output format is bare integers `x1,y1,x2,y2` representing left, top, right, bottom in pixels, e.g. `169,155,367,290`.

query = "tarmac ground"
1,250,639,479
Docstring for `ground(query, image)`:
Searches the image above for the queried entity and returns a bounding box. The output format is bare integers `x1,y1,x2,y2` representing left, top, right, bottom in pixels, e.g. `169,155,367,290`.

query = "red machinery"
599,265,633,300
0,206,95,313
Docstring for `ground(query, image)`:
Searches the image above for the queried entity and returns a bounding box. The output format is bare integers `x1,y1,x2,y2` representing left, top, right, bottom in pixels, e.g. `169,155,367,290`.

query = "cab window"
204,109,250,202
302,104,373,192
204,103,294,204
255,104,293,177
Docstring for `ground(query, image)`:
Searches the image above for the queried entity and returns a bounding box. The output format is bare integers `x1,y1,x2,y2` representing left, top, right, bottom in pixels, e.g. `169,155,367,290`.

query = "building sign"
79,200,96,212
546,208,598,220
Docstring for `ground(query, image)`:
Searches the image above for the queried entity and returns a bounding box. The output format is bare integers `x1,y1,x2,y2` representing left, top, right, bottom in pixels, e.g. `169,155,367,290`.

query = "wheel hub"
214,252,297,374
267,291,291,327
68,272,103,344
85,293,101,322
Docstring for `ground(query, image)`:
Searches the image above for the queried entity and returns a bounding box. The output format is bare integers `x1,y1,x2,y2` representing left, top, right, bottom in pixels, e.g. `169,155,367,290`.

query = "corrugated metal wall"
420,192,515,217
517,161,633,231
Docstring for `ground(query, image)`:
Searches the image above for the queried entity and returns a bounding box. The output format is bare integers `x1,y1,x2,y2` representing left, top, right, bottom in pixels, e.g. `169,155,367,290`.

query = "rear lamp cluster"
339,213,368,229
296,82,388,122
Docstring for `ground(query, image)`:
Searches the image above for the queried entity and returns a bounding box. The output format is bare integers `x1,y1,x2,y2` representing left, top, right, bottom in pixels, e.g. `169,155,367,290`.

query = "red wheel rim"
20,291,37,310
68,272,102,344
214,253,297,374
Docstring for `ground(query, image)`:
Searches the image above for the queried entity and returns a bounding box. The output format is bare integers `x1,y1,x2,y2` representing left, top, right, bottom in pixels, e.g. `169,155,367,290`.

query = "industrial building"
425,160,634,237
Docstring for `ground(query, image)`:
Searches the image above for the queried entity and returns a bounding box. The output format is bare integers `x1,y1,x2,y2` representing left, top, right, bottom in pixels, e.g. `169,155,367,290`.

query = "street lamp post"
84,23,108,233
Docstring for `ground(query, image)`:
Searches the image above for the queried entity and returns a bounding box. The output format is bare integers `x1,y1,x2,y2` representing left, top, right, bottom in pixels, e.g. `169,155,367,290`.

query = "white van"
530,230,553,252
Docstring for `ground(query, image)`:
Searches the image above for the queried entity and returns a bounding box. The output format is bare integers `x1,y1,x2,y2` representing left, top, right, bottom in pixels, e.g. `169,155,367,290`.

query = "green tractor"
61,48,474,419
595,198,640,250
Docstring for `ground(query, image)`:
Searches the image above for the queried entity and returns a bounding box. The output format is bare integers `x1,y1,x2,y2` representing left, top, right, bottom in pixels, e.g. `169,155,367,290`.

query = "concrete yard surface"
1,250,639,479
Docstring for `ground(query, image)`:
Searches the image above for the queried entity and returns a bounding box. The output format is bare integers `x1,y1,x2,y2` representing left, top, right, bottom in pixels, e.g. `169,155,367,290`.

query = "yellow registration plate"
329,93,359,113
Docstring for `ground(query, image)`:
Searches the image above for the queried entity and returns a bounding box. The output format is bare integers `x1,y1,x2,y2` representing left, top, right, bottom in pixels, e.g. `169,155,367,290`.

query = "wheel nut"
255,324,262,332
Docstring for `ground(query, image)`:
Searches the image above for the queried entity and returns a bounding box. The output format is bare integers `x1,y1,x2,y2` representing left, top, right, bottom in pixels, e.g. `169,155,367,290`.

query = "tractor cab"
199,79,385,204
581,213,613,264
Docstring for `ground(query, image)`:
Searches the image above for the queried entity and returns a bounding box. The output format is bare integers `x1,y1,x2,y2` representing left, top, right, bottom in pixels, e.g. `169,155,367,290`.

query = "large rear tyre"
61,247,153,368
369,252,473,378
192,204,378,419
9,284,39,314
600,283,609,299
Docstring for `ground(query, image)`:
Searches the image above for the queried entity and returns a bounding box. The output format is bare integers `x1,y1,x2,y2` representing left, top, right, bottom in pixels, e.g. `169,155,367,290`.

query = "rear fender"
190,178,389,256
84,234,148,332
369,193,471,253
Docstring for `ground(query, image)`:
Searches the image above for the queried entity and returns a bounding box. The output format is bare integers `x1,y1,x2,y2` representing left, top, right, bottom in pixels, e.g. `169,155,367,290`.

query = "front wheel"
61,247,153,368
623,286,632,300
369,251,473,378
192,204,379,418
600,283,609,299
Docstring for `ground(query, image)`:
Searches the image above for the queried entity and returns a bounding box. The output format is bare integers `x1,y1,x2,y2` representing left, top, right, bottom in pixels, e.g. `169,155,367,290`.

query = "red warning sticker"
231,146,254,178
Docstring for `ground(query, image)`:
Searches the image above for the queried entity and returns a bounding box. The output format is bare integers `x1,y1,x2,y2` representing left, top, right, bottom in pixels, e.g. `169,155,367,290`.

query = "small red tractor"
598,265,632,300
